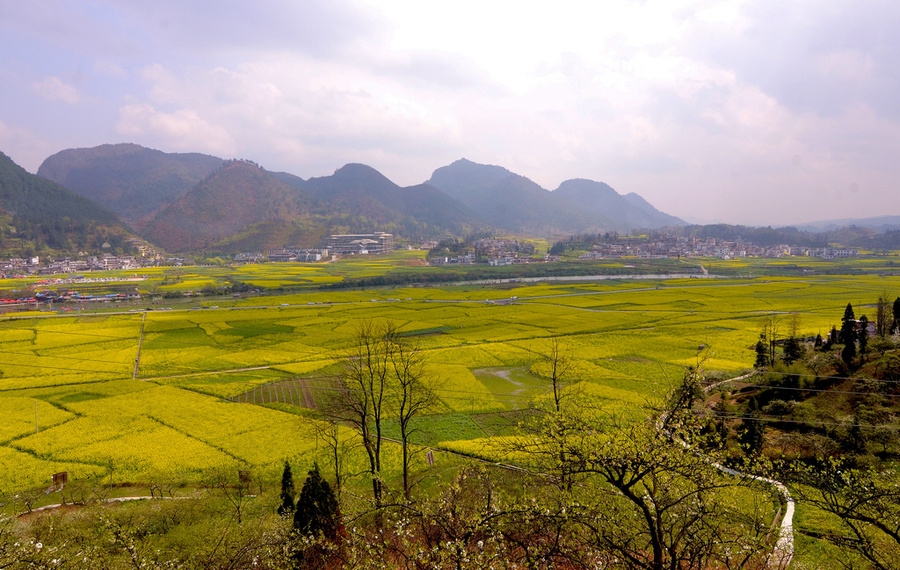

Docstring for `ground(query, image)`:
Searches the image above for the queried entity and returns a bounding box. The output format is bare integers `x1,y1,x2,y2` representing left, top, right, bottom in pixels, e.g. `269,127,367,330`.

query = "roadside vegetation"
710,294,900,568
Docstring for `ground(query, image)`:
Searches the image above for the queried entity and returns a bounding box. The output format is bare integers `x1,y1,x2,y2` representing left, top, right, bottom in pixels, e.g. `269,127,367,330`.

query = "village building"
327,232,394,255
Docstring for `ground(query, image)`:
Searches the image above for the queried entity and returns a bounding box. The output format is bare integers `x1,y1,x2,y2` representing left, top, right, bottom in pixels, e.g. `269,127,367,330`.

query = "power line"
706,410,899,431
716,368,900,386
716,383,900,398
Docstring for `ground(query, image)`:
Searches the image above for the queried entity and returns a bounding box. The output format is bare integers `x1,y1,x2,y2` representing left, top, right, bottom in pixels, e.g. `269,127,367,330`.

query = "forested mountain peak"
37,143,223,228
0,151,133,254
141,159,316,252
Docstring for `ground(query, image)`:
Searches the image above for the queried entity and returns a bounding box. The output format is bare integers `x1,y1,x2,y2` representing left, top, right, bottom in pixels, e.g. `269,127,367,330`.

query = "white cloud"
32,76,81,104
117,58,464,181
116,103,237,156
0,120,60,173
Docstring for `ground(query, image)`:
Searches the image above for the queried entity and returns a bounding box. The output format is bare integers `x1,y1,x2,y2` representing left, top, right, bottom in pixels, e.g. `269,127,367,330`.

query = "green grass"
382,413,489,446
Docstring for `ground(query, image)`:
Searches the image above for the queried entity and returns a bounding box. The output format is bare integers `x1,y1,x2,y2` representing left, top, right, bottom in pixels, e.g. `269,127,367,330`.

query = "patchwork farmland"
1,273,895,490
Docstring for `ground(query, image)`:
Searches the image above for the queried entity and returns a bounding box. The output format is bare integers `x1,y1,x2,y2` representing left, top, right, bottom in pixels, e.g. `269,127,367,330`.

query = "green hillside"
142,160,318,252
0,151,134,257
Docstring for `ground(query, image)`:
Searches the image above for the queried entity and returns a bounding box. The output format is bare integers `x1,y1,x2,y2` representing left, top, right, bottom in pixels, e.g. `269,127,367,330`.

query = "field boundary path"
714,462,794,569
141,366,271,381
23,495,190,516
441,272,722,287
705,370,756,391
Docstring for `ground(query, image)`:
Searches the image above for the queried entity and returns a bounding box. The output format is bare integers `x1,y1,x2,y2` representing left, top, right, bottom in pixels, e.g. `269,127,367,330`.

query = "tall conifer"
278,461,295,516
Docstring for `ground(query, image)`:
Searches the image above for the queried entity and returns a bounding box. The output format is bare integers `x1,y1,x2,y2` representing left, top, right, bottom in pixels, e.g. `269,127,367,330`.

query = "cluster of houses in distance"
577,237,858,261
1,253,145,277
235,232,395,263
0,233,397,277
429,234,859,266
0,232,862,278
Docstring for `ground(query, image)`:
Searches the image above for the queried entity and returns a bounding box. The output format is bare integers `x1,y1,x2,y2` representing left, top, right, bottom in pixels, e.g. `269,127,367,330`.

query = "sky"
2,0,899,226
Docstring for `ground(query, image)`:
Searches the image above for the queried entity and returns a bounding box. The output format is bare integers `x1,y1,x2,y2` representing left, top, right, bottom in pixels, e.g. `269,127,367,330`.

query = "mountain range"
3,143,898,257
427,159,684,235
30,144,685,253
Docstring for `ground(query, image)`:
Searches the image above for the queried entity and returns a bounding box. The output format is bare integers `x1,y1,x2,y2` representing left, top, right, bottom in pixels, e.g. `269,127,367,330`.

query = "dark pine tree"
827,325,840,348
783,336,803,365
739,396,764,454
293,463,344,568
278,460,295,516
858,315,869,363
843,302,856,322
840,304,857,368
293,463,342,540
840,303,857,345
847,406,870,455
754,335,769,368
841,339,857,367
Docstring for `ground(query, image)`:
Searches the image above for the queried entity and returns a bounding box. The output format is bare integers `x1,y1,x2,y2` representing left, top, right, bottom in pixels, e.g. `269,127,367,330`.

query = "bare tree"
325,320,435,506
760,315,780,366
326,320,394,510
788,311,801,338
389,334,436,500
310,420,356,502
541,337,574,413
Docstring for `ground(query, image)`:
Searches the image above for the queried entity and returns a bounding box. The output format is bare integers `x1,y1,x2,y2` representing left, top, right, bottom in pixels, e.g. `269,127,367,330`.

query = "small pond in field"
472,367,547,407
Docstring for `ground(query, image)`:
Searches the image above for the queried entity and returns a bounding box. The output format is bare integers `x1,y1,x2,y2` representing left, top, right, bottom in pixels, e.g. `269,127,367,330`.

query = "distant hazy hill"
427,159,684,234
0,151,132,255
37,143,223,229
427,158,515,205
303,163,482,235
796,215,900,233
31,144,687,253
554,179,686,229
428,159,594,234
142,160,318,252
662,222,900,250
141,161,483,253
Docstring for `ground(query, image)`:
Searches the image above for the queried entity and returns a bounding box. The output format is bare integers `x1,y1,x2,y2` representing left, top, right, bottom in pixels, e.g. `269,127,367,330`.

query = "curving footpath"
712,462,794,568
660,371,795,568
704,371,794,568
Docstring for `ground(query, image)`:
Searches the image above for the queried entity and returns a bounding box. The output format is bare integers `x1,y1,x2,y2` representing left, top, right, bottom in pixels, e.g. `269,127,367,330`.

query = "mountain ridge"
427,159,685,234
37,143,224,229
142,160,318,252
34,144,687,253
795,215,900,233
